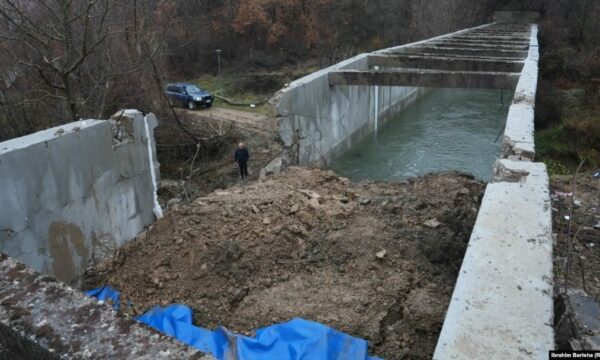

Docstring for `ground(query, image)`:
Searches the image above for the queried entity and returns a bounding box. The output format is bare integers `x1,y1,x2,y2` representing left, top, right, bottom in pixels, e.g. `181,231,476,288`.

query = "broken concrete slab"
0,253,211,359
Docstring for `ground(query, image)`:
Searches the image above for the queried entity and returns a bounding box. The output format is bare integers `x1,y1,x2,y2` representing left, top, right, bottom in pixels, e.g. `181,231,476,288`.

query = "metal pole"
216,49,223,96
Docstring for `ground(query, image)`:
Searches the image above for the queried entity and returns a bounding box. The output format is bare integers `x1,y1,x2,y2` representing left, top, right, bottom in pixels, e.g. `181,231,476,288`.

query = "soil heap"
85,167,485,359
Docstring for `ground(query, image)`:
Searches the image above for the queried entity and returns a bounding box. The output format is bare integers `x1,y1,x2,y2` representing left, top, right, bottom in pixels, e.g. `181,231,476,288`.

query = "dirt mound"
85,167,485,359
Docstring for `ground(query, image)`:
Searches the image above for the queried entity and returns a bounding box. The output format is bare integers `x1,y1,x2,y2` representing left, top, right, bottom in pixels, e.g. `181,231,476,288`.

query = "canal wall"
276,56,424,167
275,24,492,167
434,23,555,359
501,25,539,161
0,109,162,286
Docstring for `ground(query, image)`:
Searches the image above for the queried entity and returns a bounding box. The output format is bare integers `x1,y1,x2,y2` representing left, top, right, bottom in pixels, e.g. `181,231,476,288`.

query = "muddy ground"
85,167,485,359
552,173,600,297
552,172,600,349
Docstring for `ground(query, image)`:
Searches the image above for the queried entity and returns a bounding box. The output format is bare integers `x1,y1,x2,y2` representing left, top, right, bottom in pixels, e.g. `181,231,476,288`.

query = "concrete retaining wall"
275,23,492,166
502,25,539,161
276,56,423,166
0,109,161,286
434,22,555,359
434,160,554,359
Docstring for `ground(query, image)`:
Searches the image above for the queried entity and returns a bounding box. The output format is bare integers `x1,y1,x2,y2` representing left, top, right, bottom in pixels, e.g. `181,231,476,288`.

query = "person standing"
234,142,250,180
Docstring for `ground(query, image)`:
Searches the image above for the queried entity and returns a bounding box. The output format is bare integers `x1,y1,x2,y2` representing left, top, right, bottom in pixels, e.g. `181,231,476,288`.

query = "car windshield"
185,85,203,94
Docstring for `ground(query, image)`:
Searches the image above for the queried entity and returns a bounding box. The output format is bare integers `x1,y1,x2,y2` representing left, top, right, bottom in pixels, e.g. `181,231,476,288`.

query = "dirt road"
182,107,277,136
86,167,485,359
158,107,280,202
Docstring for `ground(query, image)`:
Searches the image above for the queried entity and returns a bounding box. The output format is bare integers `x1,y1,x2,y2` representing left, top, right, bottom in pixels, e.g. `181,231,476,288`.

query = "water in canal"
329,88,513,181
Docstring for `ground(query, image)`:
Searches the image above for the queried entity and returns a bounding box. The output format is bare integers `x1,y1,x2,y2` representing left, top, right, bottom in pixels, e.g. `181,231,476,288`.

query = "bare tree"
0,0,117,120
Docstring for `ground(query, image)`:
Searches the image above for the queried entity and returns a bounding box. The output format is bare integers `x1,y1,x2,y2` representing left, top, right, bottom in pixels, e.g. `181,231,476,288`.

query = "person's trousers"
238,161,248,179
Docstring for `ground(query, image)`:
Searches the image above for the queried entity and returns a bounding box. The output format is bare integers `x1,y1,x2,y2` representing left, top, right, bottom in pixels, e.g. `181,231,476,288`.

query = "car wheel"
187,101,196,110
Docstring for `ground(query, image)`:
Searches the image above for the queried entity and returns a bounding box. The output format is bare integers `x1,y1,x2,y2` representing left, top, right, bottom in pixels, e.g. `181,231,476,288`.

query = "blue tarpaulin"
87,285,382,360
85,285,120,310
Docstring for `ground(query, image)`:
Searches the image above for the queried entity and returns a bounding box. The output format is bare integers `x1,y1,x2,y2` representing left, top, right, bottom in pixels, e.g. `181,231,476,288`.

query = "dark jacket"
235,148,250,163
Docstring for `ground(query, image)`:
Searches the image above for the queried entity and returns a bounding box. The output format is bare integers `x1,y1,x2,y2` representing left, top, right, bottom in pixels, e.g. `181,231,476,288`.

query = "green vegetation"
193,74,272,115
534,0,600,175
536,90,600,175
193,64,318,115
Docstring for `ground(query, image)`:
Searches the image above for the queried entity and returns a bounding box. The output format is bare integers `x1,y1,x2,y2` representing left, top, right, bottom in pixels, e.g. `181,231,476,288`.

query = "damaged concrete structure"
0,253,211,359
274,11,552,360
0,109,162,286
1,11,552,360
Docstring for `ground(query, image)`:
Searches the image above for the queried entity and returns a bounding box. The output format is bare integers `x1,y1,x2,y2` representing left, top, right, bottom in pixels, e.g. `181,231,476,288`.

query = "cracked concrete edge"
491,160,530,183
0,120,105,156
502,24,538,161
0,253,214,360
0,109,162,286
434,159,554,359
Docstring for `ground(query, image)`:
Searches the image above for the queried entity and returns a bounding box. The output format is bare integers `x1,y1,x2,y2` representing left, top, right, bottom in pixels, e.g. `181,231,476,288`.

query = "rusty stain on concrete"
48,222,87,285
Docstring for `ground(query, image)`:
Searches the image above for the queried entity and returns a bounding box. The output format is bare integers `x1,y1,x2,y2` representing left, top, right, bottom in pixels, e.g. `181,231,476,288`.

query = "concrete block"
450,35,530,43
259,156,283,179
502,102,535,161
434,159,554,359
0,253,212,359
0,110,161,286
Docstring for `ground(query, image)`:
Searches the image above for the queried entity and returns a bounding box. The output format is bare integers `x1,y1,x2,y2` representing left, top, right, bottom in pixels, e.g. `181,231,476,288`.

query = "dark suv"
165,83,213,110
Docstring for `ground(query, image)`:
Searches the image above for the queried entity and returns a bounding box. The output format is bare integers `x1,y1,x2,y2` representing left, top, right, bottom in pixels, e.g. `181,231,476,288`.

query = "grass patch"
193,74,274,115
536,89,600,175
192,62,319,116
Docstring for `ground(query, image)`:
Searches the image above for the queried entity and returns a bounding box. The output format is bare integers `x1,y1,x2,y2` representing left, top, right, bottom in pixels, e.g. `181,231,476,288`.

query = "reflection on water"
329,88,513,181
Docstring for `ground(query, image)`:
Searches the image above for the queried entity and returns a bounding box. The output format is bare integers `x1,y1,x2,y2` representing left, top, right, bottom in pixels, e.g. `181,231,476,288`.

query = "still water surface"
329,88,513,181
